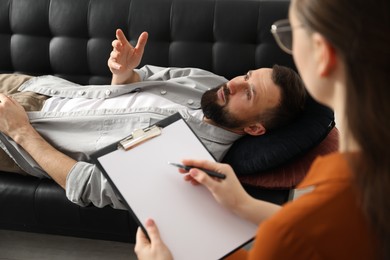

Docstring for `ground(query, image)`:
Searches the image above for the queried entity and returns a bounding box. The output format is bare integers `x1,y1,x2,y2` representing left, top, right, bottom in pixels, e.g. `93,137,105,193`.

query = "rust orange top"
227,152,378,260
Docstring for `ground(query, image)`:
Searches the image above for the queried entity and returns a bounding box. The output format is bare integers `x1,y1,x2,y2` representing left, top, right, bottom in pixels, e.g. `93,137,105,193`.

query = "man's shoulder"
138,65,228,81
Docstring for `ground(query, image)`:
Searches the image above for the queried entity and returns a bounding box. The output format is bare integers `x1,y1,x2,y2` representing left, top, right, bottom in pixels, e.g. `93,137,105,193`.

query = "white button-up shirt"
0,65,242,209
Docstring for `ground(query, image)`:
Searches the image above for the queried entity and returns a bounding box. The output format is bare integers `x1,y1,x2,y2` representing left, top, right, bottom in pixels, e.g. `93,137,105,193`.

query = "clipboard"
91,113,257,260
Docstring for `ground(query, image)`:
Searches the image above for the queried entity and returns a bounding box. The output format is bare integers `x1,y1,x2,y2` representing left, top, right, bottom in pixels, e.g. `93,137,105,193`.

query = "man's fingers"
107,53,121,70
116,29,129,45
135,31,149,51
0,93,9,101
108,59,121,71
109,49,119,60
111,39,121,49
0,94,13,104
0,93,5,103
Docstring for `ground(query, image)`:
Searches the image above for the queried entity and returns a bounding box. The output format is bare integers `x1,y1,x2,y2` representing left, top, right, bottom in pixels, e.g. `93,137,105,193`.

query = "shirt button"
187,99,194,105
78,90,86,96
160,90,167,95
105,89,111,96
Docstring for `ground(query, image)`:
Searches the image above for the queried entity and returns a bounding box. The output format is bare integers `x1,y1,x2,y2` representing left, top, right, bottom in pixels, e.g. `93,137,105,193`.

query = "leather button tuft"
187,99,194,105
105,89,111,96
160,90,167,95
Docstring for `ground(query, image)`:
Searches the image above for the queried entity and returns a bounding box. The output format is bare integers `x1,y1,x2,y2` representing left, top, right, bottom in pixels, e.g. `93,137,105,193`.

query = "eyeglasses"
270,19,302,55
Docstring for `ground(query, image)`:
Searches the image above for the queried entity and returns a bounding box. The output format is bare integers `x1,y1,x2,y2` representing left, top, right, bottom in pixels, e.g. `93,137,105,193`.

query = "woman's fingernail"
146,219,154,227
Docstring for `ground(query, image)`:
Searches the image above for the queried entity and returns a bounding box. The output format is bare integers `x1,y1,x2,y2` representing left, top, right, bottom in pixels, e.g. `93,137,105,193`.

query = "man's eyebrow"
246,70,256,101
250,83,256,98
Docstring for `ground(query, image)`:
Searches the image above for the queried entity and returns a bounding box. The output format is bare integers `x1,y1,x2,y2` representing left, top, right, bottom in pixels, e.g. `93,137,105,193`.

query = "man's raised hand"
108,29,148,84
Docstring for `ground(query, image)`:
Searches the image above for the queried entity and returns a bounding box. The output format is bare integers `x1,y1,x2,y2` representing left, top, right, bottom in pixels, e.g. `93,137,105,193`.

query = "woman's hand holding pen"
134,159,279,258
179,159,252,218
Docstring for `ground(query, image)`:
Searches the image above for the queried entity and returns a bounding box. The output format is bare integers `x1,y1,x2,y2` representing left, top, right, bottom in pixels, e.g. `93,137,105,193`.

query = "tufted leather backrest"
0,0,293,85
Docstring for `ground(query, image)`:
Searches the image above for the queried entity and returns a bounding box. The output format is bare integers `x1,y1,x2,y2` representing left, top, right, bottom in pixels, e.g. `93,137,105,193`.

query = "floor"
0,229,137,260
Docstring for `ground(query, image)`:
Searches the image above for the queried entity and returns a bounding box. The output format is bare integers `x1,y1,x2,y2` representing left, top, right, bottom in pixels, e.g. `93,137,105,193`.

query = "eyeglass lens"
271,20,293,54
278,30,292,52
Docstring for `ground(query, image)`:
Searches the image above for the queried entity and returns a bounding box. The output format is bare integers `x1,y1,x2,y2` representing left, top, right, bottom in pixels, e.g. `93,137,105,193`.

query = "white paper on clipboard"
95,115,257,260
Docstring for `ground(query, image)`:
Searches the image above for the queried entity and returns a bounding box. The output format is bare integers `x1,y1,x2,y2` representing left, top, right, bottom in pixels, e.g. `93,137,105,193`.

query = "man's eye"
246,89,251,100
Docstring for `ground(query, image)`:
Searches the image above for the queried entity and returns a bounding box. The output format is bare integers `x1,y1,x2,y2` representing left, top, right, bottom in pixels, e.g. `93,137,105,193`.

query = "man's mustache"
222,84,230,101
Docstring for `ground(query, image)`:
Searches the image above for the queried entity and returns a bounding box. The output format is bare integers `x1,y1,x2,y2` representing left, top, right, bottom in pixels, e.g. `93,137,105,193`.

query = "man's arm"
108,29,148,85
14,127,75,189
0,94,74,188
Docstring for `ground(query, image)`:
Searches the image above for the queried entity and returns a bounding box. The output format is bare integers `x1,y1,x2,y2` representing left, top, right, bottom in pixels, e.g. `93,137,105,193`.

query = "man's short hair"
259,65,307,131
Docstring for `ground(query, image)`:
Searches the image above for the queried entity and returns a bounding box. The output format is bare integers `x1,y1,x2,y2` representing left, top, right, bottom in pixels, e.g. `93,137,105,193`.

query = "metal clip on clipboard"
118,125,162,151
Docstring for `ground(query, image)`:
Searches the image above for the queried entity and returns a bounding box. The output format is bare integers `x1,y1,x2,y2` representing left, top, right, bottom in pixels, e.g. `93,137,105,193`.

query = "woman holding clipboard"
135,0,389,258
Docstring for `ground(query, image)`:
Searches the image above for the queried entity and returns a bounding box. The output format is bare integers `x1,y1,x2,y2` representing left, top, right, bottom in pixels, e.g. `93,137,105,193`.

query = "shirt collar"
184,110,242,145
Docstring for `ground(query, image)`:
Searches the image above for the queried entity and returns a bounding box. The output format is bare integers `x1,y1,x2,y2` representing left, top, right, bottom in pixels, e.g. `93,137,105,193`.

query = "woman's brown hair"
293,0,390,258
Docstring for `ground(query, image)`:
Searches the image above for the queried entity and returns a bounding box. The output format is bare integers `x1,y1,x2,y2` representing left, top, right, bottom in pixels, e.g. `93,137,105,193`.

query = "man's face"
201,68,281,130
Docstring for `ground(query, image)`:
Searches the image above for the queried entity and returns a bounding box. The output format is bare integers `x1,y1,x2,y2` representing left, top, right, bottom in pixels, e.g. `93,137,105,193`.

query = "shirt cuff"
65,161,126,210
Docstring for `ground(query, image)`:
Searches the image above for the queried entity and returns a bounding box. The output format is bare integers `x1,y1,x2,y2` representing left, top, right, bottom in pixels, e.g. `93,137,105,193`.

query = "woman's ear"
312,32,337,77
243,123,266,136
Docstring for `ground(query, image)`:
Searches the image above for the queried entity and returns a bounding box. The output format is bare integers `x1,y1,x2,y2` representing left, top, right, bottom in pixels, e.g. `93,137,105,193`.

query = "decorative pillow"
222,96,335,178
238,127,339,189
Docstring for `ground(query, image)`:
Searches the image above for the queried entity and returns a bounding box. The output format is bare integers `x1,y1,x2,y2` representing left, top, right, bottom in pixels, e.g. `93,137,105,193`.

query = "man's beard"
201,83,247,129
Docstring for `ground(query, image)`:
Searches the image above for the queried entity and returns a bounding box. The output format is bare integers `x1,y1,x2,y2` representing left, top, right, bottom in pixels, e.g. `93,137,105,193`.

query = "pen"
168,162,226,179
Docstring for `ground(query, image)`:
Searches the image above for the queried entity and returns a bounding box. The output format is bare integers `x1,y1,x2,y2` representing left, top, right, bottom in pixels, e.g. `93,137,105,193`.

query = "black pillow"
222,95,335,175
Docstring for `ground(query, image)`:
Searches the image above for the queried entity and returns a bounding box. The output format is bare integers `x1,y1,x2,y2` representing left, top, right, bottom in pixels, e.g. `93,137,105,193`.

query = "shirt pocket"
96,115,151,150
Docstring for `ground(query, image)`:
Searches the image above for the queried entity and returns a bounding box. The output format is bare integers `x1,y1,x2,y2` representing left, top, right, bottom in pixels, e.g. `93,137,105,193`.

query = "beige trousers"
0,74,49,174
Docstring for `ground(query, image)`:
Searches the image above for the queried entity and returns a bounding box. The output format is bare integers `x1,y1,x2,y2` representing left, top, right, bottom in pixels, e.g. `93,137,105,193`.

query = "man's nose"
228,80,247,95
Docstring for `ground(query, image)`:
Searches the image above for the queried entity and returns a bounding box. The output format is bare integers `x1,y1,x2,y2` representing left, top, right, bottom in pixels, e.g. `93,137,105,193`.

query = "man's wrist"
128,70,141,83
11,125,39,146
111,70,140,85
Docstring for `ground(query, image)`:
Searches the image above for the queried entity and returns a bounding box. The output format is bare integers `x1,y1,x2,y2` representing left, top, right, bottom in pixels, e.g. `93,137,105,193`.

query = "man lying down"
0,29,306,209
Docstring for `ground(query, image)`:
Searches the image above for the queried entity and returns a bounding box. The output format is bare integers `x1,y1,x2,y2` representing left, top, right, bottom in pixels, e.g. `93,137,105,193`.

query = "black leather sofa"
0,0,334,243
